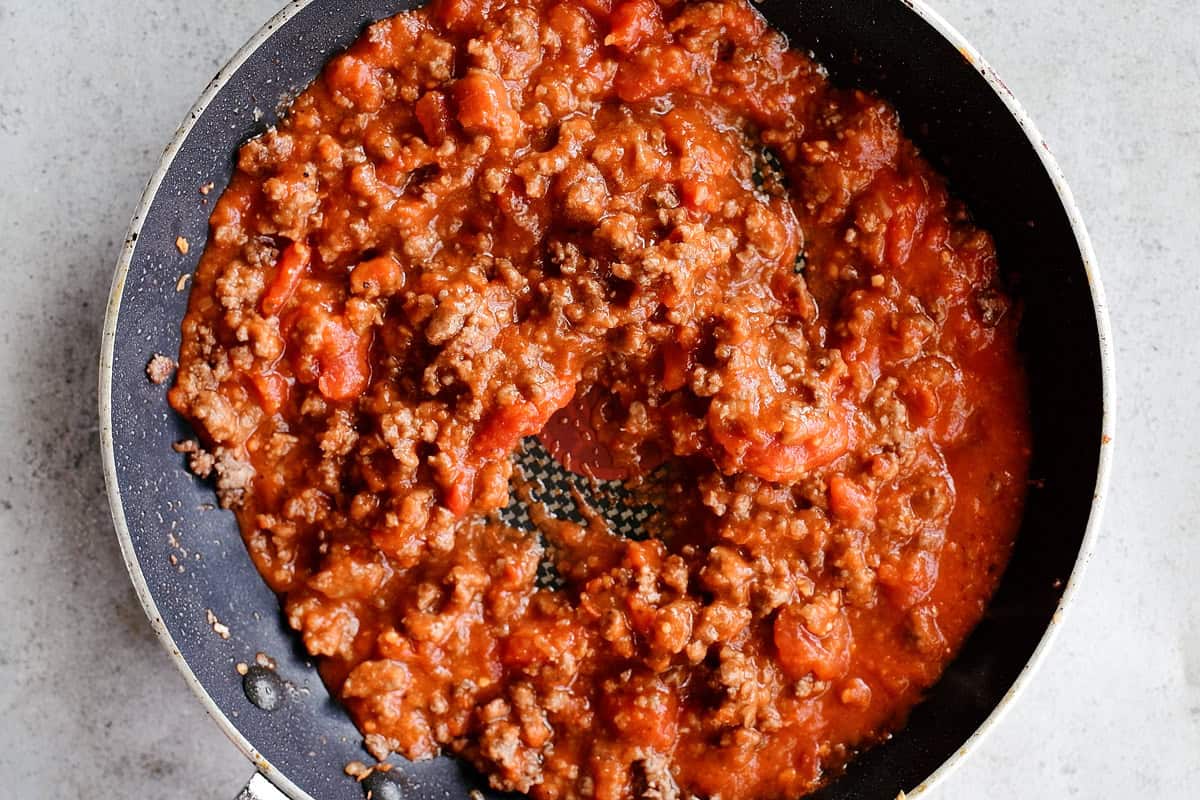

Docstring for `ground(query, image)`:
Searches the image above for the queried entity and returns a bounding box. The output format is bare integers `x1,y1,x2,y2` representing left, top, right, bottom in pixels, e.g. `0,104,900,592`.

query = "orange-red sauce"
169,1,1030,798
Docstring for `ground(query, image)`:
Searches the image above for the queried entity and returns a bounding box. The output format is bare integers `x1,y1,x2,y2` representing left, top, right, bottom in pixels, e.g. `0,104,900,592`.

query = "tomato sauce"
168,1,1030,798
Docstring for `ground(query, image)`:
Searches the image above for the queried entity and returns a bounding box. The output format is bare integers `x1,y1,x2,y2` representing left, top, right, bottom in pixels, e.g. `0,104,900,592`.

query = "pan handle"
236,773,292,800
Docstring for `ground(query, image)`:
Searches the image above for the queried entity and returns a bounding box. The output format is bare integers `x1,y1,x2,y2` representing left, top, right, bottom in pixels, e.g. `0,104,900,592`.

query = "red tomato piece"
261,241,312,316
709,405,850,484
879,549,940,611
828,474,875,529
774,601,852,682
614,45,691,102
453,68,522,148
414,90,451,145
248,370,289,416
605,0,663,51
316,316,371,402
472,379,577,459
326,54,384,111
599,674,678,750
349,254,405,298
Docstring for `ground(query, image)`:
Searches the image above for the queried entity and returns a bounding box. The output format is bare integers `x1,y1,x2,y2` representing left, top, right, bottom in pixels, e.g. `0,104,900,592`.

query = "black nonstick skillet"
100,1,1114,798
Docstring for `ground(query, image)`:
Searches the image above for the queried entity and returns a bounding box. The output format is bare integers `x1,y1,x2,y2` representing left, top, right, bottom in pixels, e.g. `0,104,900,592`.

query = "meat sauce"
168,0,1031,797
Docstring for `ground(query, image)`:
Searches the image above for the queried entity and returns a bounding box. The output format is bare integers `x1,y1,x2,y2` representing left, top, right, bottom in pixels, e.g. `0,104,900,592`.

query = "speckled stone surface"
0,1,1195,798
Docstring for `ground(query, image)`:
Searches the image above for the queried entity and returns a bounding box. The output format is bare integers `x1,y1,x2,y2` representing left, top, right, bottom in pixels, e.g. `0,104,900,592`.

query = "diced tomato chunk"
473,402,541,458
261,241,311,316
879,549,940,611
605,0,662,51
679,178,720,213
350,254,405,298
414,90,451,145
440,379,576,515
248,370,289,416
774,601,852,681
472,379,576,459
709,404,850,483
442,466,476,517
884,180,930,269
828,474,875,528
453,68,522,148
326,54,384,111
614,45,691,102
599,675,677,750
316,316,371,402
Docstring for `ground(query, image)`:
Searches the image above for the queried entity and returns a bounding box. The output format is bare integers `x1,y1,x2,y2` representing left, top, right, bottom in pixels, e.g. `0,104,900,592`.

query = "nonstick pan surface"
100,2,1113,798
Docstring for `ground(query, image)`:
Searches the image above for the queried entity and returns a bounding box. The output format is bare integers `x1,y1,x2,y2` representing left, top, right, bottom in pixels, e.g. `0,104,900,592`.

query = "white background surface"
0,1,1196,797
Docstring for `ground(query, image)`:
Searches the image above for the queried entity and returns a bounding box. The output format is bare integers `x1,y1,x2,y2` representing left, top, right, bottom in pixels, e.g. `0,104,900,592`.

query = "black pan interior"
105,1,1105,798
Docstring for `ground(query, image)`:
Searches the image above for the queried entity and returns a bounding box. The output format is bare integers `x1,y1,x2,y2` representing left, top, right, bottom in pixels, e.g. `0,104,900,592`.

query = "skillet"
99,1,1114,798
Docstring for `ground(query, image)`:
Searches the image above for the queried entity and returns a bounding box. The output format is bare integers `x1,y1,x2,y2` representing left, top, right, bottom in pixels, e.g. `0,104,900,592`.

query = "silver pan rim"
886,2,1115,794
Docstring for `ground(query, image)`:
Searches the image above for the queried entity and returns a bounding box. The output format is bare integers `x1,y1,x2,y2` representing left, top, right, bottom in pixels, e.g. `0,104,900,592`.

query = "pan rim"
99,3,327,798
98,1,1115,798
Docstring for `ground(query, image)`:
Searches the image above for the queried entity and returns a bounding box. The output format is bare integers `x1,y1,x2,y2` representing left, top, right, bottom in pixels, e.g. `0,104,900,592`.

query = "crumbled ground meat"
479,718,543,793
212,448,255,510
168,1,1030,799
146,353,176,384
173,439,215,479
173,439,253,509
633,753,680,800
363,733,392,762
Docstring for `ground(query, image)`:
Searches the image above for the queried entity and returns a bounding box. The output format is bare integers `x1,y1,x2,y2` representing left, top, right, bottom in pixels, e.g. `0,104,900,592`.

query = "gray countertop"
1,1,1196,797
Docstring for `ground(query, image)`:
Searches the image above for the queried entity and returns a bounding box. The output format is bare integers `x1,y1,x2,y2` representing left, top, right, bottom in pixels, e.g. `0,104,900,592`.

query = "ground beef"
172,439,215,479
212,448,255,510
633,753,680,800
169,2,1031,799
146,353,176,384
